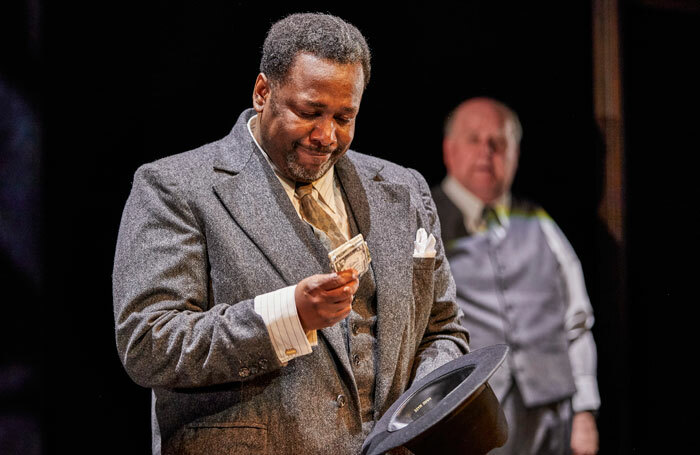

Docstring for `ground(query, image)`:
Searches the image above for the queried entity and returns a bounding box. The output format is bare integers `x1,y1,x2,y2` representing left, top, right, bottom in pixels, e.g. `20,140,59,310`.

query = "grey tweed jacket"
112,109,469,455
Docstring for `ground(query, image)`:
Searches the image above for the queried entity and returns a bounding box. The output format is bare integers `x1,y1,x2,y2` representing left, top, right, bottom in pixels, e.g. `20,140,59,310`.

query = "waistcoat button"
336,394,347,408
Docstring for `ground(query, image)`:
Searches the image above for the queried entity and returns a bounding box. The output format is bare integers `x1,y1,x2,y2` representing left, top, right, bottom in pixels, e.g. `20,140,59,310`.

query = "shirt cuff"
254,285,317,364
572,374,601,413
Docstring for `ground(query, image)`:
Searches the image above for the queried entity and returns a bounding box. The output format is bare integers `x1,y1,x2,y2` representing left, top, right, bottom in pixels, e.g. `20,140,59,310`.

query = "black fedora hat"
362,344,509,455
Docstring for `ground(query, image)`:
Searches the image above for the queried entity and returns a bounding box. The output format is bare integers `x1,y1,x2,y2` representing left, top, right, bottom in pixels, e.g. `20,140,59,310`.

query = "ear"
442,137,454,170
252,73,271,113
509,144,521,177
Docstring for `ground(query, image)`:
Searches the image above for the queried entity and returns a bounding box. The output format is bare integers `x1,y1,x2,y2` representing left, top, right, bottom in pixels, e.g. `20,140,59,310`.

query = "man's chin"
285,160,332,183
285,150,343,182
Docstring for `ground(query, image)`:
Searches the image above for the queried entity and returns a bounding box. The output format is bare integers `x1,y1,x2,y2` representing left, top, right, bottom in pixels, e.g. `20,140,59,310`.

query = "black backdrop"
2,0,694,453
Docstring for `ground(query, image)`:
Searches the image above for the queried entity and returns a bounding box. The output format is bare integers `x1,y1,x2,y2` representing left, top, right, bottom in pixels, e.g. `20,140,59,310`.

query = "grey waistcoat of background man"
445,203,576,407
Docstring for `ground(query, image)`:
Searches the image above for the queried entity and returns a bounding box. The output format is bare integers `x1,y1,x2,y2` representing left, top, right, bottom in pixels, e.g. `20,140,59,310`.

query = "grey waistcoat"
444,202,576,407
343,199,378,425
310,181,378,426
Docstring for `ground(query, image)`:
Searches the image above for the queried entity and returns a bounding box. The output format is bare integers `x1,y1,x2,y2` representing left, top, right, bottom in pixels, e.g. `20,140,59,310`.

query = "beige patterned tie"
295,183,347,249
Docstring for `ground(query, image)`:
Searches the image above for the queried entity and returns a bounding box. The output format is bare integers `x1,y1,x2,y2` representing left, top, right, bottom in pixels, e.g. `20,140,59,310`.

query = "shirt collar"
247,115,337,211
441,175,511,234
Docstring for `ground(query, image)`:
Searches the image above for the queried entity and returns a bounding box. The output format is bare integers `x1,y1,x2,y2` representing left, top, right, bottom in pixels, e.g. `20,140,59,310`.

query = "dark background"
2,0,697,453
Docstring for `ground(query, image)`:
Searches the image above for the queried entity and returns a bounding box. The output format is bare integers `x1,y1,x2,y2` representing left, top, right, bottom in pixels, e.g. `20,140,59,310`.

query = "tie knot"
482,205,499,227
295,183,314,198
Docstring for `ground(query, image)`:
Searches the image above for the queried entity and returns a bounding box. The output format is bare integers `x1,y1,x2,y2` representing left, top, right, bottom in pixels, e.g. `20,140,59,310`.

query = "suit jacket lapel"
211,111,327,287
336,154,415,410
211,111,354,382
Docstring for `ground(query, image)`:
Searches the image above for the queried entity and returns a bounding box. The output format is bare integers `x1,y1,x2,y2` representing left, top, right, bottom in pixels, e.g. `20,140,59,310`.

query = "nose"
310,117,337,148
477,139,496,158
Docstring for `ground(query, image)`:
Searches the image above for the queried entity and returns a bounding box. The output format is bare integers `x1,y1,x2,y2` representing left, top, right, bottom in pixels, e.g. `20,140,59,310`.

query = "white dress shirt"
248,115,350,364
441,175,600,412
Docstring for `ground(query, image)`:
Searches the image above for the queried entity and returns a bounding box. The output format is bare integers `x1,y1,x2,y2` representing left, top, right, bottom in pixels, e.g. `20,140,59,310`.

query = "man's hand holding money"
295,269,359,331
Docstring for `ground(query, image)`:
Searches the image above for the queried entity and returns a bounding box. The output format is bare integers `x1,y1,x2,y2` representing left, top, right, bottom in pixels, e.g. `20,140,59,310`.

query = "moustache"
295,143,339,155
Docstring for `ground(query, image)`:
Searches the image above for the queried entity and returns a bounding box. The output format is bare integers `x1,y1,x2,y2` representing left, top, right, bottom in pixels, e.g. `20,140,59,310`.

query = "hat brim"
362,344,509,455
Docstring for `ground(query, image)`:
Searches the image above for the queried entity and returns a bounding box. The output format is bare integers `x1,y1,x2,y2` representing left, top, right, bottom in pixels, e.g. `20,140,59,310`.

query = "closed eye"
298,111,320,119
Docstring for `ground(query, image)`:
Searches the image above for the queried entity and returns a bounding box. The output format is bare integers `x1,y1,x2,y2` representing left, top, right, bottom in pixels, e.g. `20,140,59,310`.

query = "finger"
323,278,359,301
316,269,358,291
327,300,353,321
311,298,352,327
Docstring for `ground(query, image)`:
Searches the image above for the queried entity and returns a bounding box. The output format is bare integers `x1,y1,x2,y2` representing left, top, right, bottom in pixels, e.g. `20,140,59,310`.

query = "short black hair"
260,13,371,89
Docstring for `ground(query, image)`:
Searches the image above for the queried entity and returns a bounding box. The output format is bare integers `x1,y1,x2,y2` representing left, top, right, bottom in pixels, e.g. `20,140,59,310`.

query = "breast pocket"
412,256,435,306
175,422,268,455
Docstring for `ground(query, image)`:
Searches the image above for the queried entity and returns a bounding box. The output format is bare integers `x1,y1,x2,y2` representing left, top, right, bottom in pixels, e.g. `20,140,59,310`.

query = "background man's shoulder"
511,195,546,216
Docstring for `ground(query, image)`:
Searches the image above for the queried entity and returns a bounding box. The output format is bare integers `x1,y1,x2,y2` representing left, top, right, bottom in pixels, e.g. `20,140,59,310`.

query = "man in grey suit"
431,97,600,455
112,13,469,455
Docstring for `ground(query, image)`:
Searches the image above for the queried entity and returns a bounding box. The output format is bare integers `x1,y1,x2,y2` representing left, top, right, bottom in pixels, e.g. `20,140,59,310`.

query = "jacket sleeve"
407,169,470,382
112,164,284,389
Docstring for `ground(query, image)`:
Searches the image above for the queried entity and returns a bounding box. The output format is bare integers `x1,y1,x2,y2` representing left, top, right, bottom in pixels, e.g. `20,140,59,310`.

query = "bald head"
443,98,521,203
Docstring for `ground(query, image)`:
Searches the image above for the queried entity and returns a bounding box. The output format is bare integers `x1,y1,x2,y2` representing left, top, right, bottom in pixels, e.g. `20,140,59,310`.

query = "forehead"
454,103,508,133
278,53,364,105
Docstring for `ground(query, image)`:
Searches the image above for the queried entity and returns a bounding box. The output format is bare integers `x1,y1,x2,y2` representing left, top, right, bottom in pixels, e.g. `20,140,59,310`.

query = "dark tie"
481,205,500,230
295,183,347,249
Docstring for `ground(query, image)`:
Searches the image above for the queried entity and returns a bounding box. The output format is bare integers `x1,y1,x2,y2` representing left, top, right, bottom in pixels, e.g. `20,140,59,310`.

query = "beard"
283,143,346,183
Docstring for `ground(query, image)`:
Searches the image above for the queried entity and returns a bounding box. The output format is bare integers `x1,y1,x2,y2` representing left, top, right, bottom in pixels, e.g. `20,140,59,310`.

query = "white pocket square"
413,228,436,258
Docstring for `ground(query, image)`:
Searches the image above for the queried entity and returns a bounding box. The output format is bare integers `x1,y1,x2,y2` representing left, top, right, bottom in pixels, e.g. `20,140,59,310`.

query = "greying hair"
444,98,523,144
260,13,371,89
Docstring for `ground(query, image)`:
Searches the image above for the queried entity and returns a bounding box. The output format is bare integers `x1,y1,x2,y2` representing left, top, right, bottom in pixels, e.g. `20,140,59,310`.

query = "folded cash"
328,233,372,277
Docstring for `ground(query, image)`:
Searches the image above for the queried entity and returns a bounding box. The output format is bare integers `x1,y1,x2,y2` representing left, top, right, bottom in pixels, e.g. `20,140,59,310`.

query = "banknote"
328,233,371,277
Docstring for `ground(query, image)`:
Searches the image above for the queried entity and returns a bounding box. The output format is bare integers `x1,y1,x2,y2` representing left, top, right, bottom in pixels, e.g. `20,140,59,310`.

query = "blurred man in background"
431,97,600,455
